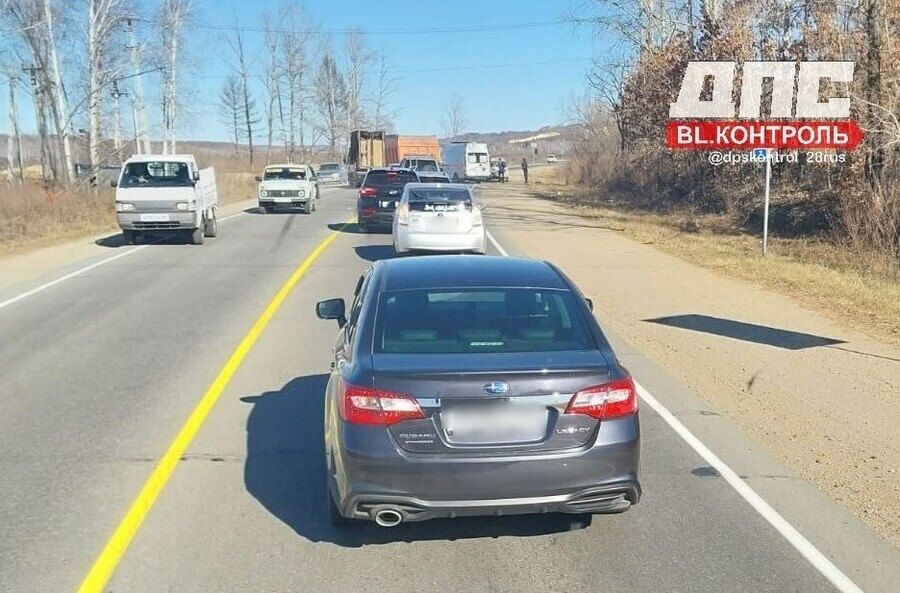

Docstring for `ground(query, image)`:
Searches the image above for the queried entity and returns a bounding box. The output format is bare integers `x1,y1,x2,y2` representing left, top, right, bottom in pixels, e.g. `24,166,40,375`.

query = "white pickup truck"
113,154,218,245
256,163,319,214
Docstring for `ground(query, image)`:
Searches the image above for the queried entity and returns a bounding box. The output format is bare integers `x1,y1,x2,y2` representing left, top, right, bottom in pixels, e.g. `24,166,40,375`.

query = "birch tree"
42,0,73,181
160,0,191,154
88,0,129,172
262,14,281,164
279,5,311,162
344,31,372,134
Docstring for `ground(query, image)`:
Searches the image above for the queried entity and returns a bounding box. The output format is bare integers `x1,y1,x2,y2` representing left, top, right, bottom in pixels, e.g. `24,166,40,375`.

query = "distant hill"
1,123,578,170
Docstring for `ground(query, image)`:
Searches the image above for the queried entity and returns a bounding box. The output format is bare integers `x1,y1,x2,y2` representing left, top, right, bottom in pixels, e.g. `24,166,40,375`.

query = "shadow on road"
242,374,591,547
353,245,395,262
327,222,389,235
244,207,309,215
645,314,846,350
94,233,129,248
95,232,192,248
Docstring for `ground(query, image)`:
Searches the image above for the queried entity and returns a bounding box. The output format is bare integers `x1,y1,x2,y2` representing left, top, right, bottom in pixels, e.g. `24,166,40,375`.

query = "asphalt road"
1,185,898,593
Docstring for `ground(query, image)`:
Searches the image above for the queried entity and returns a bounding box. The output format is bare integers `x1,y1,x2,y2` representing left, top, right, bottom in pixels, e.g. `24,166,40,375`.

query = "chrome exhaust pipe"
373,508,403,527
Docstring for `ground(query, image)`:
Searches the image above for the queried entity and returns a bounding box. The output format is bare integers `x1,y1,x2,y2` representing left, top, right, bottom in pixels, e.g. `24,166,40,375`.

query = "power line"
193,57,592,80
140,18,569,37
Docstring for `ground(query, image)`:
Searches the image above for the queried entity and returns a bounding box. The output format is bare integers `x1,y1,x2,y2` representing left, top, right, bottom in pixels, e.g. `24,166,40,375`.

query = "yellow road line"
76,221,350,593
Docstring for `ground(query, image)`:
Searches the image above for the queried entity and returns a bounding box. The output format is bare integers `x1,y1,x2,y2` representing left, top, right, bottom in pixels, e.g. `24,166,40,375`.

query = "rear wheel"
303,200,312,214
191,223,205,245
204,210,218,237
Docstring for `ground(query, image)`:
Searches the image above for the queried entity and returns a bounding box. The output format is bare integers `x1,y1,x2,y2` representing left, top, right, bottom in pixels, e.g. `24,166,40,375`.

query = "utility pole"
23,64,50,181
126,19,150,154
7,76,25,183
111,80,128,162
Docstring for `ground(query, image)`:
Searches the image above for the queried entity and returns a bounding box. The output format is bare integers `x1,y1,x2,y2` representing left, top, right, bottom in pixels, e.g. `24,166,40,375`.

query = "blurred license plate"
379,201,397,209
274,197,292,203
443,405,547,443
140,213,169,222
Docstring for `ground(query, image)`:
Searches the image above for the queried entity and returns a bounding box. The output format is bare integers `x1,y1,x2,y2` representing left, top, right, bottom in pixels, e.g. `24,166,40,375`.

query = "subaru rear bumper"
328,414,642,522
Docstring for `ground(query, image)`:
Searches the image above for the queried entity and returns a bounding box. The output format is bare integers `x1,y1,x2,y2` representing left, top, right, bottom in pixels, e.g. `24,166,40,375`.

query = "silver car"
316,162,346,184
315,256,643,527
392,183,486,255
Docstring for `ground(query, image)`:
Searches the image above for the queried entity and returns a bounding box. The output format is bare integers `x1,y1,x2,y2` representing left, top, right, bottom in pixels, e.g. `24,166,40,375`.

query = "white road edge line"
486,228,865,593
485,230,508,256
0,210,247,312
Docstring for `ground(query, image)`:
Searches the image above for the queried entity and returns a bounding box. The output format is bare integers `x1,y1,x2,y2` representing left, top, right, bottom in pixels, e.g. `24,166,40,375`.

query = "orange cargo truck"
385,135,442,165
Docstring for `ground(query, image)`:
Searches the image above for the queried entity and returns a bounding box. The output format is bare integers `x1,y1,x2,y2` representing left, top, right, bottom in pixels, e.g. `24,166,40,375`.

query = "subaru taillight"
565,376,637,419
359,186,377,197
340,382,425,426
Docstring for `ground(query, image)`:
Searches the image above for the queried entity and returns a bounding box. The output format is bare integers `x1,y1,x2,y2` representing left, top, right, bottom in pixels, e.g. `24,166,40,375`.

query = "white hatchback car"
393,183,486,255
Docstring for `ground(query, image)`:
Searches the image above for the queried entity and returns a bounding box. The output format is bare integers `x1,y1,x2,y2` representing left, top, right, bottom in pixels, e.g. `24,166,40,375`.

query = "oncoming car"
315,256,642,528
392,183,486,255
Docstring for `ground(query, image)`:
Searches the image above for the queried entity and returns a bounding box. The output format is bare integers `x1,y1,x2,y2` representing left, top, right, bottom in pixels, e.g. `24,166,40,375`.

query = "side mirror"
110,179,118,187
192,170,200,182
585,298,594,311
316,298,347,328
255,176,262,182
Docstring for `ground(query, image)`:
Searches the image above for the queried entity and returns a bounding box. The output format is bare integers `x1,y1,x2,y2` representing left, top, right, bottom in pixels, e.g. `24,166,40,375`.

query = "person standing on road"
498,159,507,183
521,157,529,184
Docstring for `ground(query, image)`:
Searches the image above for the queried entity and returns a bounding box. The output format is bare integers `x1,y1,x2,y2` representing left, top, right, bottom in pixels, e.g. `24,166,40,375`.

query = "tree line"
568,0,899,256
0,0,399,184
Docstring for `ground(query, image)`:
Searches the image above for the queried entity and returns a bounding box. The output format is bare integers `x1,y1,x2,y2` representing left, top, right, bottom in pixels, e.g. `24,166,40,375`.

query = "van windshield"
121,161,192,187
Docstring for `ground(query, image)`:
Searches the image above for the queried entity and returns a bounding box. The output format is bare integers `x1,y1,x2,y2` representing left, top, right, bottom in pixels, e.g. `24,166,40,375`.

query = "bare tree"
160,0,191,154
227,28,260,166
314,42,347,157
218,74,243,155
344,31,372,134
441,93,468,139
88,0,129,172
370,51,398,132
262,14,281,165
279,6,311,162
42,0,73,180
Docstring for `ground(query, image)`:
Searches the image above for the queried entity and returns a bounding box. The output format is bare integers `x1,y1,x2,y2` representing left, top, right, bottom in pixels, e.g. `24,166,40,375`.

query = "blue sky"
1,0,611,142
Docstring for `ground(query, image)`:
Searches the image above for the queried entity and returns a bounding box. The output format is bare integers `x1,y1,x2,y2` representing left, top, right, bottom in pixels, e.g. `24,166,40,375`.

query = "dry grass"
0,183,117,256
0,155,259,256
533,169,900,347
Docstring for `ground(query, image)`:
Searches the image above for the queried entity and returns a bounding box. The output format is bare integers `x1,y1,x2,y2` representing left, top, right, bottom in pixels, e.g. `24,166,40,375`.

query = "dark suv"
357,168,419,232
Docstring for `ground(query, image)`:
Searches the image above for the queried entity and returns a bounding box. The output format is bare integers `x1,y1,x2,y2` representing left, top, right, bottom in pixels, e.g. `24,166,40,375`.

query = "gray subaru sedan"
315,255,641,527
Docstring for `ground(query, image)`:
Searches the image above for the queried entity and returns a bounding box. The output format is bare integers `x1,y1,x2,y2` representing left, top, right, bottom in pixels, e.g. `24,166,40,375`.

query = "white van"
439,142,491,182
113,154,218,245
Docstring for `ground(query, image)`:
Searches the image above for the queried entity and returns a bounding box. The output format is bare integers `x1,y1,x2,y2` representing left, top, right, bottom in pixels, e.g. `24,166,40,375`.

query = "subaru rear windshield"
374,288,593,354
366,170,418,185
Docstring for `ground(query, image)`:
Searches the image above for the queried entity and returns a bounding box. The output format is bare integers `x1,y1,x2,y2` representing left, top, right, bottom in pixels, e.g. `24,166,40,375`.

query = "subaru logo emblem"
483,381,510,396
